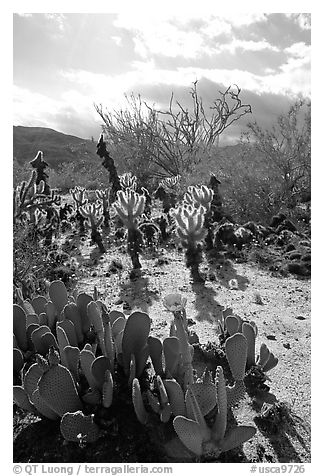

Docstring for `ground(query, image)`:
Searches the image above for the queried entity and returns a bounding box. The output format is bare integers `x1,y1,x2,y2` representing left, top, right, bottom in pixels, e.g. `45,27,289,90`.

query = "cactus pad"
49,280,68,315
132,378,149,424
225,316,239,336
148,336,163,375
122,311,151,376
164,379,186,416
242,322,257,368
60,411,101,443
225,333,248,380
38,360,83,417
173,416,204,456
220,425,257,452
185,383,217,420
13,304,28,351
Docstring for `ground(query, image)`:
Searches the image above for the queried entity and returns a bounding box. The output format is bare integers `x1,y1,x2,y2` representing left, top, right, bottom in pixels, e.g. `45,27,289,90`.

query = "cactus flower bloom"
163,294,187,313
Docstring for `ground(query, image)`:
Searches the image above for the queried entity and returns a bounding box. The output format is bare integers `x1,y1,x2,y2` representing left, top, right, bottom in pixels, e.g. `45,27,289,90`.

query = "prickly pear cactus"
60,411,101,443
38,348,83,417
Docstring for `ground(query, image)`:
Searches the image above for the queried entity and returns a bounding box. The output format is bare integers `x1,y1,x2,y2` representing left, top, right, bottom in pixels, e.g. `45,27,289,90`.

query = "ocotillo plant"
170,204,207,282
112,188,146,270
79,203,106,253
95,189,110,229
155,175,181,215
208,174,224,222
96,134,121,202
29,151,51,195
154,184,177,214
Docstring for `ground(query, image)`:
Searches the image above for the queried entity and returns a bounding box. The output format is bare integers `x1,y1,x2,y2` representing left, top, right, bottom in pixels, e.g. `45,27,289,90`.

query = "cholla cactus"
95,189,110,228
171,204,207,282
184,185,215,250
119,172,138,191
13,171,60,224
79,203,105,253
112,188,146,270
160,175,181,192
70,186,88,210
184,185,214,211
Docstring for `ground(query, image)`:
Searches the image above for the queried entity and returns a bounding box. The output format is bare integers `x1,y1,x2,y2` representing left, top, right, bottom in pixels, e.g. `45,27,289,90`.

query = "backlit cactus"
225,333,248,407
132,378,149,425
37,348,83,417
242,322,278,373
163,294,193,388
12,279,266,457
112,188,146,269
60,411,101,443
184,185,214,211
95,188,110,228
184,184,215,250
14,170,60,224
173,367,256,458
170,204,207,282
70,186,88,210
79,202,106,253
120,172,138,191
160,175,181,192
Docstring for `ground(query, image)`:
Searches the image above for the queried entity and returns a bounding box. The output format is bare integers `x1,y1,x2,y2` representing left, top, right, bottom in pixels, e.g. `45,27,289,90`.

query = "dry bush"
95,82,251,184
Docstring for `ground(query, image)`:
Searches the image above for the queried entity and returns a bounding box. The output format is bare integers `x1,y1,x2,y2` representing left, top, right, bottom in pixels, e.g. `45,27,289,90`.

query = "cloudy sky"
13,12,311,144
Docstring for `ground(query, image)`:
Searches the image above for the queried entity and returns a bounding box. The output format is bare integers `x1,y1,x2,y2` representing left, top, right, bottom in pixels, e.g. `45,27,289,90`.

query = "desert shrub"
95,82,251,185
180,143,281,224
48,160,109,192
13,222,48,298
181,101,311,225
13,159,32,188
246,99,311,209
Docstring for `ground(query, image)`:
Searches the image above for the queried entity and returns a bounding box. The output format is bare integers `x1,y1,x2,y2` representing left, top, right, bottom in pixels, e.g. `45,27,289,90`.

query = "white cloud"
222,13,266,27
13,85,101,135
113,13,270,59
15,13,33,18
111,36,122,46
285,42,311,59
221,39,280,54
286,13,311,30
59,56,310,106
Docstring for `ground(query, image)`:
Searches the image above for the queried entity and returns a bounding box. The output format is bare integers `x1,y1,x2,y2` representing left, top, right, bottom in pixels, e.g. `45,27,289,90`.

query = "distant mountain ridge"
13,126,243,171
13,126,98,168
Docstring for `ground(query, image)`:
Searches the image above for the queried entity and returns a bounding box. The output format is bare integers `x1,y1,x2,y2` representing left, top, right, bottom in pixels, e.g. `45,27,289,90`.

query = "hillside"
13,126,98,168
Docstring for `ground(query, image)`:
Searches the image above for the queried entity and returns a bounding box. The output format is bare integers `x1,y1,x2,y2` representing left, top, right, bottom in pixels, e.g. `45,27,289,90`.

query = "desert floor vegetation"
13,85,311,463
